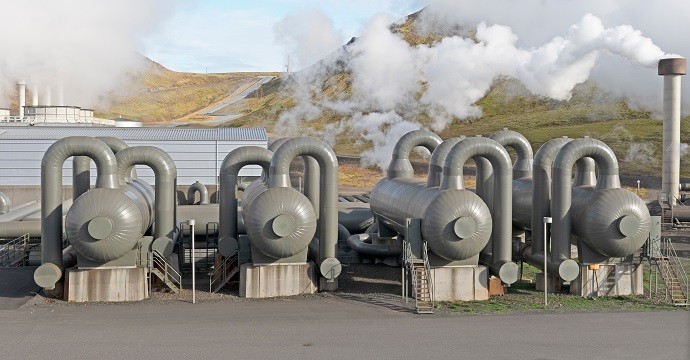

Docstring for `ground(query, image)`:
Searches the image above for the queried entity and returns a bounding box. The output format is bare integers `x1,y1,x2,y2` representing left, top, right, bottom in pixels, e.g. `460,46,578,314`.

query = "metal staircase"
403,240,434,314
208,250,239,293
0,234,29,267
148,250,182,294
650,238,688,306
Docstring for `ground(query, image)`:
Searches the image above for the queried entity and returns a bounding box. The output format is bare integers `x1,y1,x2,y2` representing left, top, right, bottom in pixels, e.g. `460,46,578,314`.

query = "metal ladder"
0,233,29,267
405,241,434,314
208,250,239,293
650,238,688,306
148,250,182,294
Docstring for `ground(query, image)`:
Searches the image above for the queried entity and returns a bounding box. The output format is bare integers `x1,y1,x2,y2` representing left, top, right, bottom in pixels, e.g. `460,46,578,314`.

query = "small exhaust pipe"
658,57,687,203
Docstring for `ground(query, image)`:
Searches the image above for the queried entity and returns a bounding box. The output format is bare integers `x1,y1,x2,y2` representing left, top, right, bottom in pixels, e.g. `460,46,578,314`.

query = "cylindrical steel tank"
371,178,491,261
65,187,145,263
242,186,316,259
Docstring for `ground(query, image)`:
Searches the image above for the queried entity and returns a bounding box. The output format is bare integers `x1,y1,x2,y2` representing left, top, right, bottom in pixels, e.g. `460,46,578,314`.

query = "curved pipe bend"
427,137,464,187
387,129,442,180
489,129,534,180
269,137,340,280
37,136,118,290
217,146,272,256
551,137,620,265
187,181,210,205
347,233,402,257
442,136,517,284
72,137,136,201
115,146,177,256
270,137,320,211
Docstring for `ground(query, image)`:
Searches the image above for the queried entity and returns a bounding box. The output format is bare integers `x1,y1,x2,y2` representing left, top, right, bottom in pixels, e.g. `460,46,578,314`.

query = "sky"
142,0,422,73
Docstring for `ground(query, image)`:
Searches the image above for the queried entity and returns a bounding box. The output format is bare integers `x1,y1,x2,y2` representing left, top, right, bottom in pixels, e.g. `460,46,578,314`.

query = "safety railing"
662,237,688,305
148,249,182,293
0,233,29,267
422,241,435,309
208,250,239,293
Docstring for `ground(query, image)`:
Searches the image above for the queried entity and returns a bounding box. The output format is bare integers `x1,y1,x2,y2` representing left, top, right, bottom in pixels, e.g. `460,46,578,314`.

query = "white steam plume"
274,10,345,70
277,7,680,170
0,0,173,108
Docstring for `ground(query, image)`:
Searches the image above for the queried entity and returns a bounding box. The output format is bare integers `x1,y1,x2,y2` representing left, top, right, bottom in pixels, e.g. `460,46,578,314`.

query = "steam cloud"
274,1,684,170
0,0,172,108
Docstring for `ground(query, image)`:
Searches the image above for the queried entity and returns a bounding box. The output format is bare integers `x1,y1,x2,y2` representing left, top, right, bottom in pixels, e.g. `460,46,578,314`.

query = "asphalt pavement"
0,295,687,359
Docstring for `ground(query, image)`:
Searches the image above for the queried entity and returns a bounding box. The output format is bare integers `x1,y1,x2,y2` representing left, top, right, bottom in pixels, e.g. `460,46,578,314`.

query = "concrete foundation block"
535,273,562,293
429,265,488,301
571,263,643,297
240,262,317,298
65,267,148,302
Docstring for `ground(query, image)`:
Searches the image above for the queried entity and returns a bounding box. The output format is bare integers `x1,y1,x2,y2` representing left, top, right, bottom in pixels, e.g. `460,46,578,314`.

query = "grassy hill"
96,57,279,124
220,12,689,178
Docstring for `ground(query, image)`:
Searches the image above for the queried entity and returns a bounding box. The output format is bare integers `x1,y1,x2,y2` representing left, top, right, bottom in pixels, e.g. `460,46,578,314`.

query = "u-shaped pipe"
0,191,10,215
115,146,177,256
217,146,272,256
72,137,137,201
270,138,320,212
388,129,442,180
35,136,118,291
489,129,534,180
442,137,518,284
187,181,210,205
269,137,341,282
427,137,465,187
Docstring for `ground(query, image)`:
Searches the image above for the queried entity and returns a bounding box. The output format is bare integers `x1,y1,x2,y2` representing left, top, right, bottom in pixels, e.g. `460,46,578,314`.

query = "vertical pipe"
32,86,39,106
72,156,91,200
658,57,686,203
17,81,26,119
44,86,52,106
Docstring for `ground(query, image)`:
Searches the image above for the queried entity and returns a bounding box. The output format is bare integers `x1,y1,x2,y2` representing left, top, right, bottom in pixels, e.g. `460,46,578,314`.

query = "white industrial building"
0,127,268,187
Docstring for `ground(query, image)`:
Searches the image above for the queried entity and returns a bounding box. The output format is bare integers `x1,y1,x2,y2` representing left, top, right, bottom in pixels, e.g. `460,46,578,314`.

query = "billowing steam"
274,3,682,170
0,0,172,108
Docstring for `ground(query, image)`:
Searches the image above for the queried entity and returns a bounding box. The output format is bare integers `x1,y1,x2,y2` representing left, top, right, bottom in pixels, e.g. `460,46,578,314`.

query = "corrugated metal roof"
0,127,267,141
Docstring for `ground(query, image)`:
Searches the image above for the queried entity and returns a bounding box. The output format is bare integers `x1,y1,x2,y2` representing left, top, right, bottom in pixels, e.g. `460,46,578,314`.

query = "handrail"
150,249,182,290
208,250,238,293
662,237,688,304
422,241,434,308
0,233,29,267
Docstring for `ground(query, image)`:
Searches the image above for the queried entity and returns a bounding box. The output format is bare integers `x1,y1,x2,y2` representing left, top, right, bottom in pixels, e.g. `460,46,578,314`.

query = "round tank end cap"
34,263,62,289
217,237,239,257
319,257,342,280
272,214,296,238
498,262,519,285
617,215,638,238
559,259,580,282
87,216,113,240
453,217,476,239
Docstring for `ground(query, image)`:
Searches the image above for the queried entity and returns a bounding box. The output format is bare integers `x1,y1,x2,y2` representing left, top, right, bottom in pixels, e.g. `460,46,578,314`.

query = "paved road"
199,75,275,126
0,267,39,310
0,296,687,359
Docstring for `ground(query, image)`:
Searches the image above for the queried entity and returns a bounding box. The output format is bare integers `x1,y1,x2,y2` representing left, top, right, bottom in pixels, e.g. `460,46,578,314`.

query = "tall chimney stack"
658,57,687,203
32,86,39,106
44,85,52,106
17,80,26,119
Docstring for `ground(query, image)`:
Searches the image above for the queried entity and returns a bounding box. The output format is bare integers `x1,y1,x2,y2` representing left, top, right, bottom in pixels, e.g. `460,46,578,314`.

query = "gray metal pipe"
187,181,210,205
115,146,177,256
388,129,442,180
441,137,518,284
36,136,118,291
72,137,136,201
0,201,41,222
427,137,464,187
489,129,533,179
22,198,72,221
218,146,272,257
347,233,402,257
574,157,597,187
270,138,320,213
269,137,341,282
552,138,620,264
0,191,11,215
0,220,42,238
532,137,571,256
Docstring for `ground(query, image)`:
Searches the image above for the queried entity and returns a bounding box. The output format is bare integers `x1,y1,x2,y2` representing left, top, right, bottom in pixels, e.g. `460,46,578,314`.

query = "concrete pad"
571,263,644,297
240,262,317,298
430,265,488,301
0,266,39,310
65,267,148,302
535,273,562,293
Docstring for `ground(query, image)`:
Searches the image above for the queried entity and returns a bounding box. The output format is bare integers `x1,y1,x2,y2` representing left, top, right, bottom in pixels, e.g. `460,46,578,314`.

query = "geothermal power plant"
0,59,688,311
